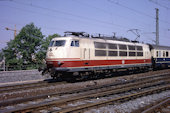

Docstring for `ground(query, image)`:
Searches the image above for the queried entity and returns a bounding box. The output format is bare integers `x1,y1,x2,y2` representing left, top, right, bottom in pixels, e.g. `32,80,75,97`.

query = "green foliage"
3,23,61,70
3,23,45,70
0,50,4,61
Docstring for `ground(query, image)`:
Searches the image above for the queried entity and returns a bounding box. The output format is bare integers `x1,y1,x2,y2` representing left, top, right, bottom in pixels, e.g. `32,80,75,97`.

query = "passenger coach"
150,45,170,69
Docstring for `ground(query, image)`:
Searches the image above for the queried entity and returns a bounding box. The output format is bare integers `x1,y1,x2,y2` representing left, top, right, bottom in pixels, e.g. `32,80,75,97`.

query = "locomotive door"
84,48,90,60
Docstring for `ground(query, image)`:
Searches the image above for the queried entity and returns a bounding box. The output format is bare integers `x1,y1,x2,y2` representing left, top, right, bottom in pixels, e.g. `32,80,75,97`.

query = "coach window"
166,51,169,57
158,51,161,57
71,40,79,47
163,51,165,57
156,51,159,57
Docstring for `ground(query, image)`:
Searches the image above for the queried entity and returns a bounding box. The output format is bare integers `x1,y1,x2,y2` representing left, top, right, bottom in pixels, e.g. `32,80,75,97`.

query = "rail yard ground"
0,69,170,112
0,69,51,86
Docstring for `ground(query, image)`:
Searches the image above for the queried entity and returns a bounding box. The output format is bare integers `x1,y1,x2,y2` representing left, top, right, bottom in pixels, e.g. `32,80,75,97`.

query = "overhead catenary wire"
10,0,130,30
0,0,169,45
107,0,170,25
3,0,169,31
8,0,165,35
72,0,154,31
0,4,130,33
149,0,170,10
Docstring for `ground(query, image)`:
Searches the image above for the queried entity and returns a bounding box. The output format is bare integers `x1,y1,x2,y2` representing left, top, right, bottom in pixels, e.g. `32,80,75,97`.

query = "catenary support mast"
155,8,159,45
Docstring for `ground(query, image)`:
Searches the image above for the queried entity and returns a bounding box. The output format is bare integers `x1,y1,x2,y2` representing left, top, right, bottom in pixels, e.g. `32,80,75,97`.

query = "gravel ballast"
85,90,170,113
0,70,50,85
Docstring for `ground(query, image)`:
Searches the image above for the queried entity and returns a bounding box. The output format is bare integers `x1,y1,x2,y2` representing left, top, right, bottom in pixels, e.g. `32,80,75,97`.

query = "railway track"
0,72,169,107
58,85,169,113
140,97,170,113
1,73,169,113
1,69,169,94
0,79,66,94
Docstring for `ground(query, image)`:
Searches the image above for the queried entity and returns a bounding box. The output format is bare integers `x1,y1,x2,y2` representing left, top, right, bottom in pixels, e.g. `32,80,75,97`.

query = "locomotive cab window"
49,40,66,47
71,40,79,47
49,41,55,47
54,40,66,47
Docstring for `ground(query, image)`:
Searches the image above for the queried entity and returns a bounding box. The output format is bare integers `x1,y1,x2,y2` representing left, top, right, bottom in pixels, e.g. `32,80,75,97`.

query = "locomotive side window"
108,44,117,49
136,46,143,57
119,44,127,50
94,42,106,49
95,50,106,56
120,51,127,56
137,52,143,56
71,40,79,47
129,52,136,56
128,45,135,50
108,51,117,56
54,40,66,47
136,46,143,50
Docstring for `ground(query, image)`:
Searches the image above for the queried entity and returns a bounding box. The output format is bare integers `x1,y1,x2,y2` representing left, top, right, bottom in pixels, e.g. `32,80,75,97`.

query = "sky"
0,0,170,50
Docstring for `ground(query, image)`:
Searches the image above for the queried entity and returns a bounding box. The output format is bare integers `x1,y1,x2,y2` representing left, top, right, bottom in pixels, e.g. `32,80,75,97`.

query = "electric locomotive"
45,32,153,80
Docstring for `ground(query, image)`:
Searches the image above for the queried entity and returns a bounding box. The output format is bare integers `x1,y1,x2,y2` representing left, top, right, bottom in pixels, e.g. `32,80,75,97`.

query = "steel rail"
57,85,170,113
141,97,170,113
3,77,169,113
0,71,169,94
0,80,66,93
0,73,169,107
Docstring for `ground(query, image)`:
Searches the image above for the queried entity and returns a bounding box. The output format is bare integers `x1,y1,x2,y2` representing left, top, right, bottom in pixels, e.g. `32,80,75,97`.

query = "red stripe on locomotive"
46,59,151,68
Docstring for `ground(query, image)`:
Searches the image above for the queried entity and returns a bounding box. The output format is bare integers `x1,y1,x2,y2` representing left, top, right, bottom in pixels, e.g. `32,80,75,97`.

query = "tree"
3,23,44,70
0,50,3,61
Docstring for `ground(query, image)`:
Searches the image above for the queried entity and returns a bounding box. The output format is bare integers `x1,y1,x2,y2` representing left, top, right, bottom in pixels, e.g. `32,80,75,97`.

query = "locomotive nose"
46,60,64,68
